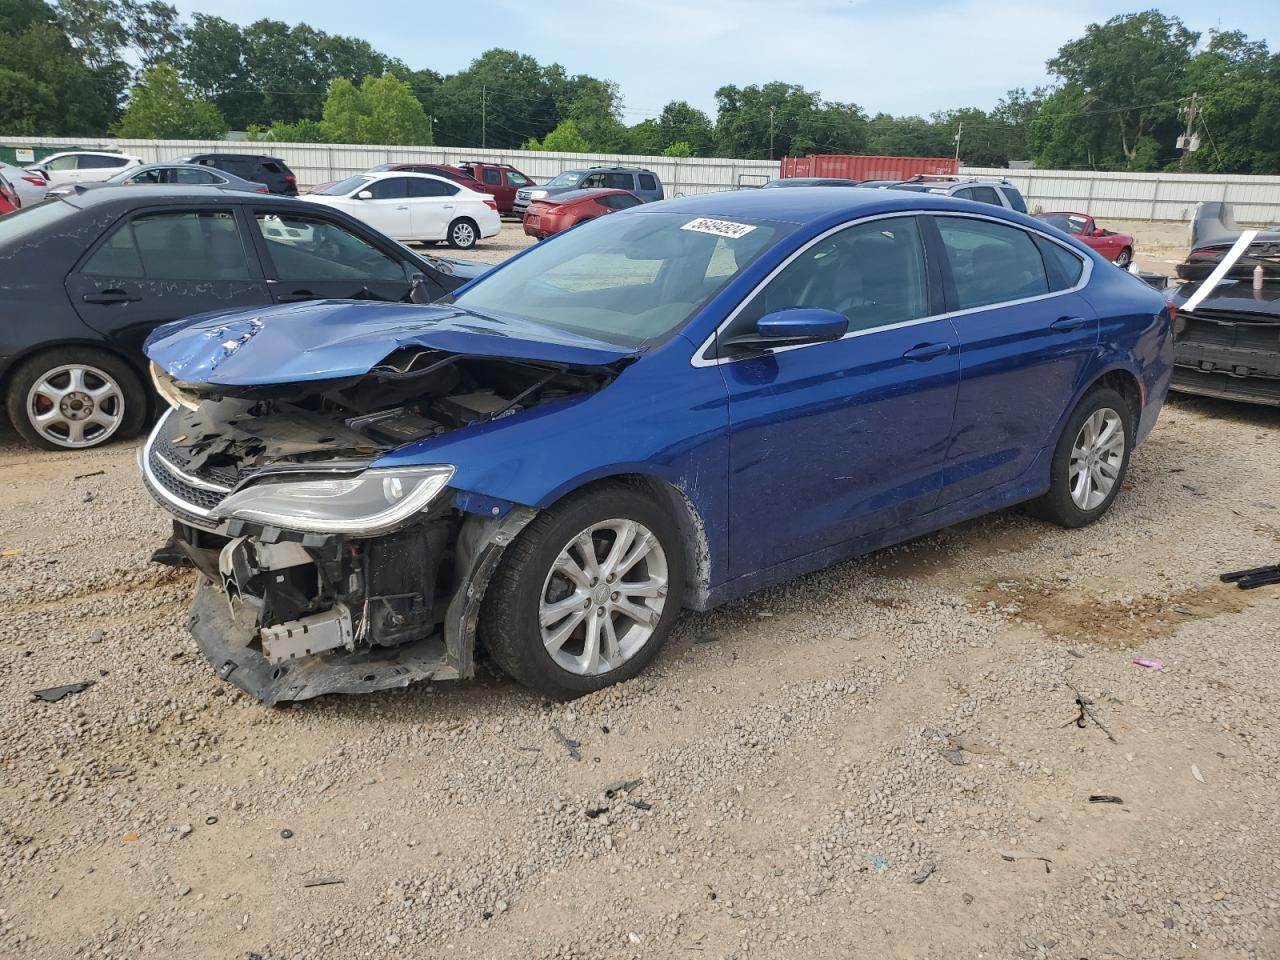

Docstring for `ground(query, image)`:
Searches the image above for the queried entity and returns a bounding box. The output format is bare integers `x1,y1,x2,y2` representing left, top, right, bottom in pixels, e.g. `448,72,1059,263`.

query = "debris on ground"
998,849,1053,872
1132,657,1165,670
603,778,643,798
280,829,294,839
1192,764,1206,784
302,877,345,888
32,680,95,703
1064,681,1118,743
911,862,936,884
551,726,582,761
1220,563,1280,589
121,833,140,842
1088,795,1124,804
72,470,105,480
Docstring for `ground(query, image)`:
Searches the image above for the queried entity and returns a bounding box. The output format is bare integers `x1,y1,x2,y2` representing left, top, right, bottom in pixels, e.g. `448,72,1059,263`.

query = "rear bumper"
1171,365,1280,405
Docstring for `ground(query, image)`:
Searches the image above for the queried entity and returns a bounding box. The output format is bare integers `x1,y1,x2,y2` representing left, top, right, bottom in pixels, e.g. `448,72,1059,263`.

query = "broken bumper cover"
1172,331,1280,406
188,577,458,705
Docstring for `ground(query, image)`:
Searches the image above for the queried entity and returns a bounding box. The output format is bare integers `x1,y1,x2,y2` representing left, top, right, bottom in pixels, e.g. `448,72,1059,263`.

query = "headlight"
529,189,548,200
211,465,454,534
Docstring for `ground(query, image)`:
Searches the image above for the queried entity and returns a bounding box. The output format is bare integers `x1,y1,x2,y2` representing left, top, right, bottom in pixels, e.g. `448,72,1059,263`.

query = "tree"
1181,30,1280,172
656,101,714,155
714,82,864,158
317,74,432,145
113,62,226,138
1040,11,1197,169
662,141,692,158
522,119,589,153
434,49,557,148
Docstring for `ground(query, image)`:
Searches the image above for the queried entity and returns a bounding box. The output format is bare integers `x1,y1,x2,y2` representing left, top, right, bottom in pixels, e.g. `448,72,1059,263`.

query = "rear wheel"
1027,386,1132,528
5,348,146,450
480,486,686,699
448,218,478,249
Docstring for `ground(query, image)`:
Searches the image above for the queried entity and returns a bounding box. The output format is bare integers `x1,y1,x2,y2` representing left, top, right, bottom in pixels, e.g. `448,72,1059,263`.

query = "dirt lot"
3,220,1279,960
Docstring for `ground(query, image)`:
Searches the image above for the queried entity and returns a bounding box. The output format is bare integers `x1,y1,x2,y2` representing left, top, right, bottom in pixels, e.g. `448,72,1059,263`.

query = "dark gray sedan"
46,163,268,198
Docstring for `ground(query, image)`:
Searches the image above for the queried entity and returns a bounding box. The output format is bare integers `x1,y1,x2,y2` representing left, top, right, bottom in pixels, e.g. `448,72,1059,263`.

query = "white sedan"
303,172,501,249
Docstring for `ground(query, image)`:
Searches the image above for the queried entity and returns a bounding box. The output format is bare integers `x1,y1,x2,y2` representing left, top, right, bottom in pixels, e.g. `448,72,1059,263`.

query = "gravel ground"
3,219,1278,960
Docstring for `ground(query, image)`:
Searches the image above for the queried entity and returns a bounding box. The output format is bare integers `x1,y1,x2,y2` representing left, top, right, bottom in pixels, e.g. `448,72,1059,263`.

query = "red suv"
524,188,642,240
454,162,535,213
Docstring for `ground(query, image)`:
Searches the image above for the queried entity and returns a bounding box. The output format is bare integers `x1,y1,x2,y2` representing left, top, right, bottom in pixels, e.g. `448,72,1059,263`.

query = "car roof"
55,185,300,209
630,186,1033,227
178,153,284,162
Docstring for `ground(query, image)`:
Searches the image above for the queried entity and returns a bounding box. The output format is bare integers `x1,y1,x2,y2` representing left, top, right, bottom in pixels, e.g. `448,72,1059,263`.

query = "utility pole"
481,84,487,149
1179,93,1199,169
953,121,963,164
769,106,776,161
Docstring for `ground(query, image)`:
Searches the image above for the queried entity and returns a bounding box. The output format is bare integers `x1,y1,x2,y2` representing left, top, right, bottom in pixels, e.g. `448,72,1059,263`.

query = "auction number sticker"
682,217,757,239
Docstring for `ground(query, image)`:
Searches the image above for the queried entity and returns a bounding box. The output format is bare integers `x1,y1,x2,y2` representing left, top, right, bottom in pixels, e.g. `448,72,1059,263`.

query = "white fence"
8,135,1280,223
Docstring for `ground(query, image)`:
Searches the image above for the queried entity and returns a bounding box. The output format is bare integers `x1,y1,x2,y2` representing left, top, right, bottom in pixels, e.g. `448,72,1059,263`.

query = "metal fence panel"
8,136,1280,222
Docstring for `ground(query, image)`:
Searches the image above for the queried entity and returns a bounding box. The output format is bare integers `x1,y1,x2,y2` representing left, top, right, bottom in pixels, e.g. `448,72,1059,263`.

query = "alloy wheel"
25,363,125,448
452,222,476,247
1068,407,1125,510
539,518,669,676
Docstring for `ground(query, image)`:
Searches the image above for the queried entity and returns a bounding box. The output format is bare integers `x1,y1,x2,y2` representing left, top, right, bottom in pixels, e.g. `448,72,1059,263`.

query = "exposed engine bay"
144,349,616,703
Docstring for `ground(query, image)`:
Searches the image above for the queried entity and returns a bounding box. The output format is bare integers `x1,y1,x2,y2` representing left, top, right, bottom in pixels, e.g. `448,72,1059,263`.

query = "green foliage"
0,12,118,134
321,74,432,145
657,102,714,155
662,141,693,158
113,61,225,138
522,119,590,154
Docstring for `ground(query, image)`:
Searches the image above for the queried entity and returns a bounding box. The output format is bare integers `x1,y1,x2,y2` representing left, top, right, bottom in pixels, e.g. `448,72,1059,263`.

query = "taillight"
256,186,269,193
22,176,45,187
1188,248,1217,260
483,199,497,211
284,175,296,184
1166,300,1177,323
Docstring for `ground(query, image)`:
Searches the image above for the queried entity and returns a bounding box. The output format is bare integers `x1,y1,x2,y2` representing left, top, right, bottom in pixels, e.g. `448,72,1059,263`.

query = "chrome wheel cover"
26,363,125,448
452,222,476,246
539,518,669,676
1069,407,1124,510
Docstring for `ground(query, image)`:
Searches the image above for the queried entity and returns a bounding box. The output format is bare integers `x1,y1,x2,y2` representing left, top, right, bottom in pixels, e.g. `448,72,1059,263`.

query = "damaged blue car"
141,188,1173,703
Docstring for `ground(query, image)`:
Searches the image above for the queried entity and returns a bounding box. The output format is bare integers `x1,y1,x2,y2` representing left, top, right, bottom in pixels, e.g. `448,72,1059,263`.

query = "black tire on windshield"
480,485,686,699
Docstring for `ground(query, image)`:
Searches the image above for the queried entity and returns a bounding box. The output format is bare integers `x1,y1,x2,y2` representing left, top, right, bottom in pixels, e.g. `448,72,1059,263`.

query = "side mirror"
724,307,849,352
357,190,373,200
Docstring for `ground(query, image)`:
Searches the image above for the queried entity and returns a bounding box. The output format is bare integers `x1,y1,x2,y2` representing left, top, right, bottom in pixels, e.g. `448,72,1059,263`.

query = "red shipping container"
779,154,958,181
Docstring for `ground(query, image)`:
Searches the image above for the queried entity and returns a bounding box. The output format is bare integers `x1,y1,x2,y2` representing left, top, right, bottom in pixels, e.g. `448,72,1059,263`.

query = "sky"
173,0,1279,120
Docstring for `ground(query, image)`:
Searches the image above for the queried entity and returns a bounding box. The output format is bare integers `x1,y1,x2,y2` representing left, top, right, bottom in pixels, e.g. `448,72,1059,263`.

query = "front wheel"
5,348,147,450
447,218,478,249
1026,386,1132,528
479,486,686,699
1114,247,1133,268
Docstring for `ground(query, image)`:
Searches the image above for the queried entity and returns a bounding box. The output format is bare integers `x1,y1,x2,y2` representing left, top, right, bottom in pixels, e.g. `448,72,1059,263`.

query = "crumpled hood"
144,300,638,386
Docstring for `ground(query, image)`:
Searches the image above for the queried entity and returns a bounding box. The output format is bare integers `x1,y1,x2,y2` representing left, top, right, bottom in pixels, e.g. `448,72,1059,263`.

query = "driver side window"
254,212,406,282
726,216,930,340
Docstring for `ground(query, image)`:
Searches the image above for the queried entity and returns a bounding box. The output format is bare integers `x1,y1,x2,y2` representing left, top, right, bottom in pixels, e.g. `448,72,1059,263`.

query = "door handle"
396,205,409,210
902,342,950,361
1050,316,1089,331
443,204,454,209
81,289,140,304
278,289,315,302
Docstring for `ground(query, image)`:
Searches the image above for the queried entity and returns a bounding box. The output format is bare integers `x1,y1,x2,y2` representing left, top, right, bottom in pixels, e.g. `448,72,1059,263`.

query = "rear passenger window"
638,174,657,192
1000,187,1028,213
733,216,929,336
409,178,457,198
482,169,502,185
83,212,251,281
936,217,1049,309
965,186,1002,206
1034,235,1085,290
603,173,633,190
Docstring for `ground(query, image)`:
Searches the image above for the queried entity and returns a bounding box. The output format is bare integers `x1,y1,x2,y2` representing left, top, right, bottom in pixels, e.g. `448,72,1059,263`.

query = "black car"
0,186,489,450
1169,202,1280,406
172,153,300,196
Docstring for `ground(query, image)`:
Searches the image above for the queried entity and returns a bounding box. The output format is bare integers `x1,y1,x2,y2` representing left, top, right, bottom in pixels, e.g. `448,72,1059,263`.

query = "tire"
5,347,146,451
447,218,478,249
1115,247,1133,268
479,485,686,699
1026,385,1133,528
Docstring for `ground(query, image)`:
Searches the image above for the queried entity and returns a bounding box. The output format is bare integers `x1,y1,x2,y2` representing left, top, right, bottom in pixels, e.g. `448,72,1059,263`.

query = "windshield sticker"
682,217,757,239
1068,215,1087,223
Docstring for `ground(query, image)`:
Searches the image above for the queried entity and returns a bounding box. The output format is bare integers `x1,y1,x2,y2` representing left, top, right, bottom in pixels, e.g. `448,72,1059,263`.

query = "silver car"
0,161,48,207
45,163,269,198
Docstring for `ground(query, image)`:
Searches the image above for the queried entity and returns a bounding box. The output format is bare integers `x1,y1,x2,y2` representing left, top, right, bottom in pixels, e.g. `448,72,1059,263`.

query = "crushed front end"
141,344,614,703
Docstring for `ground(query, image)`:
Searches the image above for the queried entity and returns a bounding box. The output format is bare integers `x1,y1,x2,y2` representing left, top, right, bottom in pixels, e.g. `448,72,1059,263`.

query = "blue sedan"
141,188,1173,703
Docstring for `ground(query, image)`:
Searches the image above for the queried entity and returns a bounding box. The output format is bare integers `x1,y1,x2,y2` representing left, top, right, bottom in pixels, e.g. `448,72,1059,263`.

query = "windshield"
454,211,789,348
318,175,370,196
1036,213,1087,235
0,197,79,249
547,171,585,188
